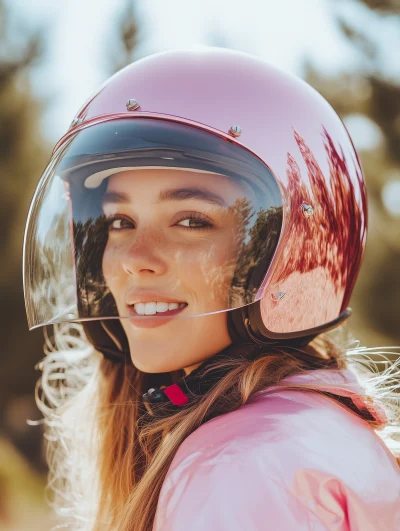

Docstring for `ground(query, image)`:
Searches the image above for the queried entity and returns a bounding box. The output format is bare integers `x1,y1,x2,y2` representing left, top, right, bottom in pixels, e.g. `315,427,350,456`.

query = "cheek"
178,231,239,305
101,227,241,311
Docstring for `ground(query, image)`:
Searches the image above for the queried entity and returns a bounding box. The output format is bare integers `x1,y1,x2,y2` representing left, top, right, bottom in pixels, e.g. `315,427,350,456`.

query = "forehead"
105,168,255,204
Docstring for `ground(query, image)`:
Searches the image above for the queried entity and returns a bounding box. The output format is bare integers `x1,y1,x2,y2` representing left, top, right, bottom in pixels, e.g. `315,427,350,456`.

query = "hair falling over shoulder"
30,322,400,531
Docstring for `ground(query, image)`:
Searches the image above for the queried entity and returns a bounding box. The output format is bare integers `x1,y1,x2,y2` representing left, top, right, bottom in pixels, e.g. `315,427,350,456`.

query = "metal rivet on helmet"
271,291,286,302
301,203,314,218
229,125,242,137
126,99,141,111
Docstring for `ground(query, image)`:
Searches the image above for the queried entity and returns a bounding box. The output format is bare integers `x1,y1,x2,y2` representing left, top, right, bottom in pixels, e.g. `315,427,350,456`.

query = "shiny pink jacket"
153,369,400,530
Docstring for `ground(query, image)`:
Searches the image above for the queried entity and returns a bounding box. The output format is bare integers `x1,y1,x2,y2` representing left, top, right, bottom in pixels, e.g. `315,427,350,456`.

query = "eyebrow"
102,187,227,207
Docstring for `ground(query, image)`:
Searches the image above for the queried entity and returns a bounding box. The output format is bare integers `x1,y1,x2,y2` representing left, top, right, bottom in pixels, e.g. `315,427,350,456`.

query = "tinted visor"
23,118,283,329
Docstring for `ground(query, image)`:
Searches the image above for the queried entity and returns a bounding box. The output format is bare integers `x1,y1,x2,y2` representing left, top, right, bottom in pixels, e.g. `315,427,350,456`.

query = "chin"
129,345,208,374
131,357,184,374
128,343,183,373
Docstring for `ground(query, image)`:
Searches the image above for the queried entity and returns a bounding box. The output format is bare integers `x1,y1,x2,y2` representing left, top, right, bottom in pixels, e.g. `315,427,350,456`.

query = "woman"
24,48,400,530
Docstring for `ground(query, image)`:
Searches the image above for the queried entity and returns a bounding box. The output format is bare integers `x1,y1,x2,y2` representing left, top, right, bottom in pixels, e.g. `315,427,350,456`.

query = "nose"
121,229,168,277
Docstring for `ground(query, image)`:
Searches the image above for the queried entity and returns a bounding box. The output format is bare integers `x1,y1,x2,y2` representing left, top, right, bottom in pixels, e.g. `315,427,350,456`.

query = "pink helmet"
23,48,367,360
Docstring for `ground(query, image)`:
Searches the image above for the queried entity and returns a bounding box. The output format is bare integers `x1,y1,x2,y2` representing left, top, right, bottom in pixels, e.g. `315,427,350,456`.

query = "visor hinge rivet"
271,291,286,302
126,99,141,111
229,125,242,137
301,203,314,217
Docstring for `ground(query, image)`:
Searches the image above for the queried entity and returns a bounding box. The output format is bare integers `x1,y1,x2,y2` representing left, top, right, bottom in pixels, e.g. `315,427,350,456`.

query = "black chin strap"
142,341,266,416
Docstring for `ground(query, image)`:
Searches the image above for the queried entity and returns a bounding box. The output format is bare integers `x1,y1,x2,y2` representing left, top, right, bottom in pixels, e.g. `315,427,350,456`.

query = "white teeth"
144,302,157,315
133,302,186,315
156,302,169,312
135,302,145,315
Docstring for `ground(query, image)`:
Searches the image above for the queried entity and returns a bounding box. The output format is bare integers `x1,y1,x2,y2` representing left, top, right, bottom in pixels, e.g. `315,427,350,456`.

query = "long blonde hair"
30,321,400,531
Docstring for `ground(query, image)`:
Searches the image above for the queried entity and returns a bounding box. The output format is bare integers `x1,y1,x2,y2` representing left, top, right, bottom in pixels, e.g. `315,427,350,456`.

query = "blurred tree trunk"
106,1,140,74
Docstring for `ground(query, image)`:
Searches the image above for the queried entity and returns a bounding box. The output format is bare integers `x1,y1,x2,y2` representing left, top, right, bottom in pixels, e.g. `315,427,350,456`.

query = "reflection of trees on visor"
229,199,283,307
74,215,116,318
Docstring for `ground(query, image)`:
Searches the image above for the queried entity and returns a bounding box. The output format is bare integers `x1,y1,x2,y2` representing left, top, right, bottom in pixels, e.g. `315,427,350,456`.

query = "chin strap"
142,342,265,416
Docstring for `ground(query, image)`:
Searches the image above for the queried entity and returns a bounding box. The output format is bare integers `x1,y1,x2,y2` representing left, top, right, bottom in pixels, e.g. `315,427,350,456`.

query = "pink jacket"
153,369,400,530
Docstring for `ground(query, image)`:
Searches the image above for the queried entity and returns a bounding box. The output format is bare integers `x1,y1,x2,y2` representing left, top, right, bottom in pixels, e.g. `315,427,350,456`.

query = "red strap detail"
163,384,189,406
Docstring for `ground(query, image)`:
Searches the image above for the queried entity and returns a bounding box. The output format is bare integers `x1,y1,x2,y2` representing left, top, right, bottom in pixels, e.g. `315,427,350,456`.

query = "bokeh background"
0,0,399,528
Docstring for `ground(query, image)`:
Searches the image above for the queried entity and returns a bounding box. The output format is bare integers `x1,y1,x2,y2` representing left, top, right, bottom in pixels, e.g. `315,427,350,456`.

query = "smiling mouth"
128,302,188,316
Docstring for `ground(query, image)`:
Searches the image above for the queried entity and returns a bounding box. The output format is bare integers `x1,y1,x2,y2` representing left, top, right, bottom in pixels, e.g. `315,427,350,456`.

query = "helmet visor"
24,118,283,329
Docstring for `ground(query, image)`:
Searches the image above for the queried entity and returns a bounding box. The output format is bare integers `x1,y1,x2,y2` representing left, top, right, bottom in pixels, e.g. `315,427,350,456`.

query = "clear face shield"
23,118,283,329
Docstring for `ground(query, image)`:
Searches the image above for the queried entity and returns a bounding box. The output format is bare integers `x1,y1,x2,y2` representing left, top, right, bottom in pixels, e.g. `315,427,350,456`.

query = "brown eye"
177,218,205,228
175,213,214,230
107,216,134,231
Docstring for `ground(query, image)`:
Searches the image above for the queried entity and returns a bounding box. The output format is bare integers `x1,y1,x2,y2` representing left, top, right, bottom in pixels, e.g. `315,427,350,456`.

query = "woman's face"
101,168,248,373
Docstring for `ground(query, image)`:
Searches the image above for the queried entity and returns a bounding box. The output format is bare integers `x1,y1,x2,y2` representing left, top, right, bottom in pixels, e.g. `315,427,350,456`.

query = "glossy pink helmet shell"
54,47,367,336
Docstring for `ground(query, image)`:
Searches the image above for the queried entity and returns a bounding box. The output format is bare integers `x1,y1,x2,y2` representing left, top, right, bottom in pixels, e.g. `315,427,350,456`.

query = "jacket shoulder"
154,390,400,531
171,389,397,481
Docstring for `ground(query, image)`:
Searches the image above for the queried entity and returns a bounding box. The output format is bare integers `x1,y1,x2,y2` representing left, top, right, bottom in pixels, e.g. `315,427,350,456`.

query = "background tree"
107,1,141,73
